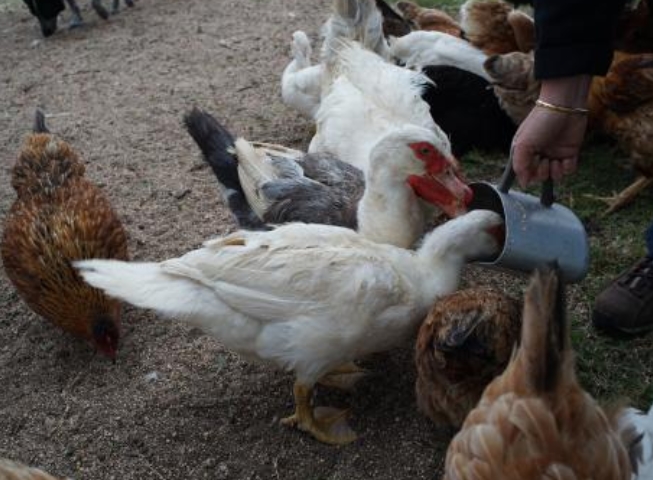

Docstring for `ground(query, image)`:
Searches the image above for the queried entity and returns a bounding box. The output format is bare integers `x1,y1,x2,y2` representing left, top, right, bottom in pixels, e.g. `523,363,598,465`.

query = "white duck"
184,108,472,249
281,0,391,121
281,31,324,120
76,209,503,445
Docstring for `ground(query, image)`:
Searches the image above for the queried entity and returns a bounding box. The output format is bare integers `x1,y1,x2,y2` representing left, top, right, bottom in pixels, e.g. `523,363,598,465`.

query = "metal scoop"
468,159,590,283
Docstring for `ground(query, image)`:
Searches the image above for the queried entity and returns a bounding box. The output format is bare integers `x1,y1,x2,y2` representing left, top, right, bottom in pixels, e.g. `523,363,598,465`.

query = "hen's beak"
408,168,473,218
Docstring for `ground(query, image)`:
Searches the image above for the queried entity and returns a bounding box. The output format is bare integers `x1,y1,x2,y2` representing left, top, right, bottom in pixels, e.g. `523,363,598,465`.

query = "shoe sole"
592,311,653,336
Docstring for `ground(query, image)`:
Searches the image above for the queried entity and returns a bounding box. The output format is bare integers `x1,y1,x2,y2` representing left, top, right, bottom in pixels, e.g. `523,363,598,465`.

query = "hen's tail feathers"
33,108,49,134
75,259,225,321
183,108,267,230
519,264,567,394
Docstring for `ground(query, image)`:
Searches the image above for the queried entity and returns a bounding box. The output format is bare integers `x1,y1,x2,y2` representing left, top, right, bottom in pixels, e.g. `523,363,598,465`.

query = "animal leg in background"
91,0,110,19
64,0,84,28
112,0,135,15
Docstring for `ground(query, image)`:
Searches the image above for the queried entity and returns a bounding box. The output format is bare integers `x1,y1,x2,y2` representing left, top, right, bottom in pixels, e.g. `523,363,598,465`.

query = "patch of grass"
388,0,465,13
460,137,653,409
411,0,653,409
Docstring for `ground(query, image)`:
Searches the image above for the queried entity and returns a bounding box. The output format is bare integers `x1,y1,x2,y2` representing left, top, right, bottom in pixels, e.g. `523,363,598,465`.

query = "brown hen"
415,287,522,428
442,267,636,480
483,50,538,125
1,110,129,359
587,51,653,212
0,459,65,480
459,0,535,55
396,1,464,38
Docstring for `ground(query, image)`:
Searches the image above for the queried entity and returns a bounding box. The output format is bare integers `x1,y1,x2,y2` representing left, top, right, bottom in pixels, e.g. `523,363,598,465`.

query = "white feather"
621,405,653,480
389,31,491,81
281,31,325,119
309,42,449,174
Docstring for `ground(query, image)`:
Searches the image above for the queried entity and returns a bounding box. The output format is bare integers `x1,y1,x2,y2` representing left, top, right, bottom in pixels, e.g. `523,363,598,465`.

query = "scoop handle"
498,155,555,207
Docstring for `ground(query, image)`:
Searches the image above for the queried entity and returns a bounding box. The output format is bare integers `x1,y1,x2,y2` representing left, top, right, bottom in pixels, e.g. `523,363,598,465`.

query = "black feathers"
183,108,267,230
420,65,516,157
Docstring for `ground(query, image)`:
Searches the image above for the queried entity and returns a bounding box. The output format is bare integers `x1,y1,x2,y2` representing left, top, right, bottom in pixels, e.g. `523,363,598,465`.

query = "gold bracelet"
535,99,589,115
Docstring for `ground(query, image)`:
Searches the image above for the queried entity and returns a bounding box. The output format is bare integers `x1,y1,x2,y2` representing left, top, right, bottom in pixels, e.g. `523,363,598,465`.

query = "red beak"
408,169,473,218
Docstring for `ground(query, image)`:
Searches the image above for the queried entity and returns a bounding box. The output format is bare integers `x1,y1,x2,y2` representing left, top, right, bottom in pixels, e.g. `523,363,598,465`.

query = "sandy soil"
0,1,533,479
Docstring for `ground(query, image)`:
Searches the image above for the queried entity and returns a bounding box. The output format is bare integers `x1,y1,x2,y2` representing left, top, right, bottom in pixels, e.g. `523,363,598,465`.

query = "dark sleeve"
533,0,628,79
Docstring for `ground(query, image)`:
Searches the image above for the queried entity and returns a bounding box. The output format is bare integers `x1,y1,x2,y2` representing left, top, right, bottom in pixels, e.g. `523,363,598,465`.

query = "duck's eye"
420,147,431,156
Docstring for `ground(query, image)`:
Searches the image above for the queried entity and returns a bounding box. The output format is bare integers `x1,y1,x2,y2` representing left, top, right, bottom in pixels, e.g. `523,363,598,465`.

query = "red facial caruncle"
406,141,473,218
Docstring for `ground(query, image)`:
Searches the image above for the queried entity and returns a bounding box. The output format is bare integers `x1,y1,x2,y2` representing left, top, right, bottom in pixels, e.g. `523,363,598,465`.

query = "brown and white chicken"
483,50,537,125
1,110,129,360
442,266,637,480
459,0,535,55
415,287,522,428
395,1,464,38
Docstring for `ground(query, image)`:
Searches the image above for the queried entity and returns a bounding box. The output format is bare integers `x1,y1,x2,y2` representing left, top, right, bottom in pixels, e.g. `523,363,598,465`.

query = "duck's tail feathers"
183,108,267,230
519,264,568,394
235,139,305,221
75,259,225,321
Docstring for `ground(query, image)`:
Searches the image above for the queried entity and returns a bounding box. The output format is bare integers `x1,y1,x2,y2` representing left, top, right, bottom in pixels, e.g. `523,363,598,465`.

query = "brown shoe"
592,256,653,335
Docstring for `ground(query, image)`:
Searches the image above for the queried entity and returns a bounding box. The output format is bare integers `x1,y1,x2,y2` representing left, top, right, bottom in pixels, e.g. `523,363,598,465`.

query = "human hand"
511,76,592,188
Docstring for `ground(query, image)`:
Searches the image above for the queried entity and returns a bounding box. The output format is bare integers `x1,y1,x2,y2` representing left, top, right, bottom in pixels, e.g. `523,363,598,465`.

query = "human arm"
511,0,627,187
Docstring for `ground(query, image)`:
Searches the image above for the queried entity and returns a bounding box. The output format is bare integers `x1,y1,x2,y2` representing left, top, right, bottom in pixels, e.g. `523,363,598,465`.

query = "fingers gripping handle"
499,152,555,207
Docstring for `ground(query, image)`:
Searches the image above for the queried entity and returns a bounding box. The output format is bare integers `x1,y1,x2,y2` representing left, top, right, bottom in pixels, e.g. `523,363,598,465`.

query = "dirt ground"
0,1,541,479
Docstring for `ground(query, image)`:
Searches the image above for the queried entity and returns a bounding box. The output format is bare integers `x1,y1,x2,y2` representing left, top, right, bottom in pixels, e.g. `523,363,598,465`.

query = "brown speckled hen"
1,110,128,360
442,267,636,480
415,287,521,428
587,51,653,212
0,459,64,480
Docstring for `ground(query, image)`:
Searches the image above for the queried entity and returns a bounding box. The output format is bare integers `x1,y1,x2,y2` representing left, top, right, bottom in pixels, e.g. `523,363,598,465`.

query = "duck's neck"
357,167,428,249
411,227,468,299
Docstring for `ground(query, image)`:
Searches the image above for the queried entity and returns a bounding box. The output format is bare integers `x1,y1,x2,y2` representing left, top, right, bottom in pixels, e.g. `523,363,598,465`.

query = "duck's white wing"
162,225,411,322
